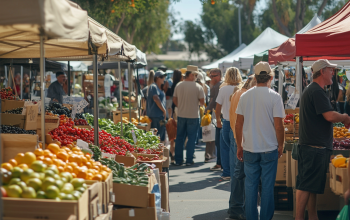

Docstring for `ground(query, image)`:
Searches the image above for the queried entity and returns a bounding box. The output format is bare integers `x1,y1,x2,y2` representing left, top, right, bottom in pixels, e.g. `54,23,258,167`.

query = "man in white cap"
296,59,350,220
235,61,285,220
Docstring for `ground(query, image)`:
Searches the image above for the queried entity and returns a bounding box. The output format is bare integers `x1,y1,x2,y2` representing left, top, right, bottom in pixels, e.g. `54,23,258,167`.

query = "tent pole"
295,57,302,96
278,64,283,96
118,61,123,136
20,66,23,99
93,54,99,146
128,63,131,120
68,61,71,96
4,65,7,88
40,35,46,147
136,67,140,122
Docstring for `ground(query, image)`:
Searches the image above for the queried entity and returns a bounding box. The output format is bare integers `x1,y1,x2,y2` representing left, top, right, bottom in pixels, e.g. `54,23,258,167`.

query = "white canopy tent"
202,43,246,70
294,14,322,36
220,28,288,69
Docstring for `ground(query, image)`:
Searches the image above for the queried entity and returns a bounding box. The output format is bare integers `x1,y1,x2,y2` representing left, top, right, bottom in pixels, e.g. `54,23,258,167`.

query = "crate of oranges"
333,126,350,139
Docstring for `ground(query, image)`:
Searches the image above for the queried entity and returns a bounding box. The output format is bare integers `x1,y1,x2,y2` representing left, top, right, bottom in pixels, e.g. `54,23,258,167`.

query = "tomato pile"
49,116,135,155
0,87,16,100
284,114,294,124
74,118,88,125
137,155,160,161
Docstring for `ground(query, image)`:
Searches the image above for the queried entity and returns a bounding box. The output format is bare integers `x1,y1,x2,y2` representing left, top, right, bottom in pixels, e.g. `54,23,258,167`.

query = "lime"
44,170,55,178
11,167,23,178
76,187,86,194
20,169,34,182
59,192,66,199
61,183,74,194
2,172,13,185
53,174,61,180
41,177,56,191
62,194,75,200
30,161,46,173
55,180,64,190
60,172,73,182
71,191,82,200
27,178,42,191
45,185,60,199
22,187,36,198
16,181,27,191
47,165,59,174
7,185,22,197
36,190,46,199
9,178,21,186
71,178,85,189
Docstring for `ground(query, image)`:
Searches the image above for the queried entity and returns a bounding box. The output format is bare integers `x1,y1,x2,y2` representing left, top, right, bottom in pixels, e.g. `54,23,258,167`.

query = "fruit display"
201,110,212,126
0,87,17,100
284,114,294,124
333,126,350,138
0,149,91,200
74,118,88,125
2,107,23,114
46,102,71,117
137,155,160,161
331,154,348,168
334,122,345,128
140,116,151,124
294,113,299,124
0,125,36,135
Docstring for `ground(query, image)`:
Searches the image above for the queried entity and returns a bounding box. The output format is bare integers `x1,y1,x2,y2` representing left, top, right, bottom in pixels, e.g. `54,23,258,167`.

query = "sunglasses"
210,74,219,78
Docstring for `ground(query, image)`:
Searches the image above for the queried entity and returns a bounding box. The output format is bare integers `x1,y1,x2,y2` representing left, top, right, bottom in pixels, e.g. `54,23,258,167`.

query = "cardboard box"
147,173,158,194
1,104,38,130
113,183,149,208
112,207,156,220
286,151,292,187
137,159,163,172
3,187,89,220
86,181,103,220
113,110,138,124
101,173,113,213
336,167,349,195
276,163,286,182
162,148,170,168
160,172,169,212
1,134,38,162
136,123,151,132
1,99,25,112
37,115,60,138
284,124,294,134
329,163,336,192
291,158,298,189
114,154,136,167
76,125,92,130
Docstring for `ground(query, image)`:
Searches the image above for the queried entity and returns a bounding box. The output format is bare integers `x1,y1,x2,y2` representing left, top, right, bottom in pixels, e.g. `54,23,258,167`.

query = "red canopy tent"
295,1,350,58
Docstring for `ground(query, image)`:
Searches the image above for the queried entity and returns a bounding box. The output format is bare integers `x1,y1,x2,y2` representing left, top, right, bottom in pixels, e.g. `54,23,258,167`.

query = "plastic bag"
336,205,349,220
201,110,212,127
166,118,177,141
202,124,216,142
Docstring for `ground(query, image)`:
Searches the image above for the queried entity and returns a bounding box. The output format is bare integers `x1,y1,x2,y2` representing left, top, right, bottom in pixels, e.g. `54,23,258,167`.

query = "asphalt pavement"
168,142,295,220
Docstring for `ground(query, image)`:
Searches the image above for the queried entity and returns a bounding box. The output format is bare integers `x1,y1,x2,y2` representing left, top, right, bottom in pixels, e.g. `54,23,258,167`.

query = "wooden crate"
1,134,38,162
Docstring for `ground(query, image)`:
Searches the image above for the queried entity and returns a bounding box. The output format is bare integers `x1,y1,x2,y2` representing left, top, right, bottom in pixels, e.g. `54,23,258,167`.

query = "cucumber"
118,166,125,178
129,164,139,170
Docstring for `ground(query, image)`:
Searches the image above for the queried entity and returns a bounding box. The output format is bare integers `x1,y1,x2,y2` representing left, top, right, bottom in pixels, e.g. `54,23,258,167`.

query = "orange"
56,141,61,146
85,154,91,160
85,162,92,169
94,162,102,167
58,166,65,173
57,152,68,162
77,170,88,179
1,163,13,171
68,154,82,165
86,173,94,180
43,150,52,157
65,165,73,173
92,174,103,181
47,143,60,155
66,144,73,149
36,156,45,161
71,173,77,178
43,157,53,165
81,156,88,165
34,148,44,157
61,147,71,152
72,146,81,152
88,169,97,175
93,165,101,172
22,152,36,165
8,159,18,167
38,142,43,149
101,165,109,172
18,164,28,170
100,171,109,181
53,159,61,167
15,153,25,165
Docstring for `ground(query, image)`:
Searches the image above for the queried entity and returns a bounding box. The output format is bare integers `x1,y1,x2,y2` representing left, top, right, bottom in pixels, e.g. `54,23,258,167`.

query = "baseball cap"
311,59,337,73
254,61,272,75
154,70,166,78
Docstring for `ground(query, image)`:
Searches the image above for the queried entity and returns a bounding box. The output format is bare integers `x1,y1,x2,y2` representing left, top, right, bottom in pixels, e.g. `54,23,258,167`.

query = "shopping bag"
202,124,216,142
336,205,349,220
166,118,177,141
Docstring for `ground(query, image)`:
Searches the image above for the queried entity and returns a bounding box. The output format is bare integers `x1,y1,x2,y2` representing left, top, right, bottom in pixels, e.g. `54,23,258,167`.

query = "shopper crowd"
141,59,350,220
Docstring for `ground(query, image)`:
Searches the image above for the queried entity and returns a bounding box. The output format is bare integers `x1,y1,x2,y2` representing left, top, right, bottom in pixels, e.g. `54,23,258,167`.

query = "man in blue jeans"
173,65,205,166
235,62,285,220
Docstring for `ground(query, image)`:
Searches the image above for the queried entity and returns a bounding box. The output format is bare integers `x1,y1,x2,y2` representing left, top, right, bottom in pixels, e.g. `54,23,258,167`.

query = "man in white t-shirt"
235,62,285,220
173,65,205,166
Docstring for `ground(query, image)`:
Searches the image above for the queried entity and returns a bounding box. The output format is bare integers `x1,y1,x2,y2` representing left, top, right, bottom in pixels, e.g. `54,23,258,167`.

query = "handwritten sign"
77,139,89,150
63,96,74,104
25,104,39,130
287,92,300,110
75,99,89,113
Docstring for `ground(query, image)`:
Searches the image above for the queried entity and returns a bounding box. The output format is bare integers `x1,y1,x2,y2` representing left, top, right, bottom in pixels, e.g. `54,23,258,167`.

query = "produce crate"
3,188,89,220
284,124,294,134
1,99,25,112
1,104,38,130
137,158,166,171
113,110,138,124
112,207,156,220
335,167,349,195
114,154,136,167
329,163,336,192
112,183,149,208
1,134,38,162
86,181,103,220
160,172,169,212
37,115,60,138
274,186,293,211
76,125,92,130
102,173,114,213
136,123,151,131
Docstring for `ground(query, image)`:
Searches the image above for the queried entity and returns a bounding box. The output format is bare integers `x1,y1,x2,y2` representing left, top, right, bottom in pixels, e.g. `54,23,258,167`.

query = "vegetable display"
0,125,36,135
0,87,16,100
2,107,23,114
284,114,294,124
46,102,71,117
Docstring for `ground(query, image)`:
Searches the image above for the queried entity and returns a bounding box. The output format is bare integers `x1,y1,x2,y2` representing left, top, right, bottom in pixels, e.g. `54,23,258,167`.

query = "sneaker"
226,214,246,220
208,158,217,162
221,176,231,181
210,165,222,171
186,161,194,166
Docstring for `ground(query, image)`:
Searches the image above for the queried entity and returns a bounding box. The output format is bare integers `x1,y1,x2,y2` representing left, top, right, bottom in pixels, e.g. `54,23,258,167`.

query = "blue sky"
170,0,268,40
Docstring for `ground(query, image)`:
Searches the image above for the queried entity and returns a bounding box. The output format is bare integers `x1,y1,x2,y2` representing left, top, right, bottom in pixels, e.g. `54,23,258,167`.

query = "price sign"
287,92,300,110
63,96,74,104
77,139,89,150
131,130,137,144
75,99,89,113
71,105,77,120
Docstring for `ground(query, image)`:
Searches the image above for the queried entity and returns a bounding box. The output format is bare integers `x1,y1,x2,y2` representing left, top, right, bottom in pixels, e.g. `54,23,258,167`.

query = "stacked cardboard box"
276,153,287,185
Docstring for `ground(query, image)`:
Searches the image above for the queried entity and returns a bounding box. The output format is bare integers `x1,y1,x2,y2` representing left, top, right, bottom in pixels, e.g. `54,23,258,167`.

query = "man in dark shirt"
296,59,350,220
47,72,67,104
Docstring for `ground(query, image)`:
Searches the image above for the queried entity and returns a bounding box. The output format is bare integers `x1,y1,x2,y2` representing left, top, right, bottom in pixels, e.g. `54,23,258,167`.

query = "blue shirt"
146,83,165,118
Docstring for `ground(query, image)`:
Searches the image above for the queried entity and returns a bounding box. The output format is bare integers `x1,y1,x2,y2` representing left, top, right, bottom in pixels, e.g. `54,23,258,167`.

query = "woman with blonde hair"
215,67,243,180
227,74,256,219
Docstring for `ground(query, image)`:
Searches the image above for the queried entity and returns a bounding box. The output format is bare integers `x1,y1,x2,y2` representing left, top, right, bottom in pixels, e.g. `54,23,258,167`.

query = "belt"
309,145,326,149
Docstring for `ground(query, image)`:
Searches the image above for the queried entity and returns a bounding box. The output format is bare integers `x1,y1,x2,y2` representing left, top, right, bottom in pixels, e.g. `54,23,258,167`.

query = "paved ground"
168,143,339,220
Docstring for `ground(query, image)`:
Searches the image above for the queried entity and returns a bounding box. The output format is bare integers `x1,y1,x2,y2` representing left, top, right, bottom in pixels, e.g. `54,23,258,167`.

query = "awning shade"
296,1,350,58
0,58,68,71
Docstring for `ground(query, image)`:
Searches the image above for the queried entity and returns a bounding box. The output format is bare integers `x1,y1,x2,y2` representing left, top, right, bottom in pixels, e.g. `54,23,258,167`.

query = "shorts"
296,144,332,194
166,99,173,110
